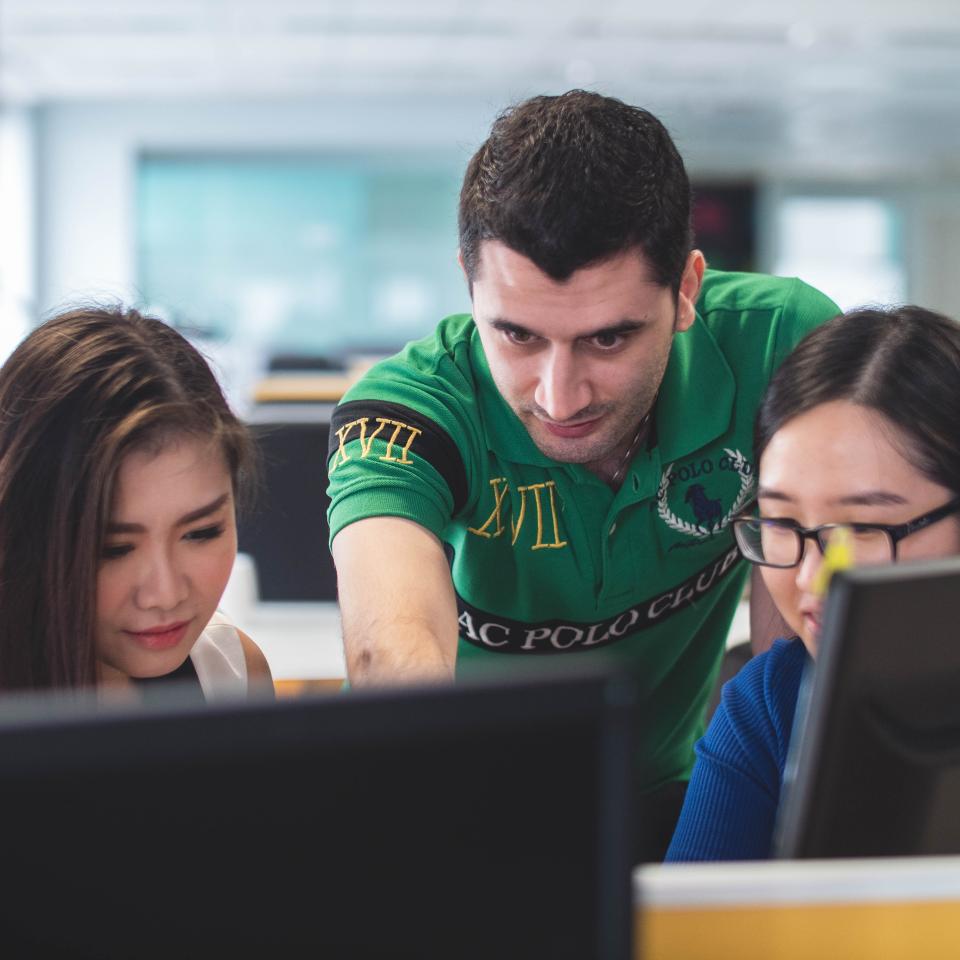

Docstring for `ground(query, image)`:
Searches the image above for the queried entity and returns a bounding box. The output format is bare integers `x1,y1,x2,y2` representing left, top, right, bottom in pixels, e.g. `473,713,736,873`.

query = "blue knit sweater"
665,637,811,861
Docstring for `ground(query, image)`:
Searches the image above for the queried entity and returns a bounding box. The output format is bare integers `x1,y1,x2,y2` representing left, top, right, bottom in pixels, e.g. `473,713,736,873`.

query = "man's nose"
533,346,592,423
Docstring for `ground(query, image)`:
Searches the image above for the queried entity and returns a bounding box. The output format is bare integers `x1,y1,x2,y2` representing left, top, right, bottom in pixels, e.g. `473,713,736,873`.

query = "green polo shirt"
327,269,839,789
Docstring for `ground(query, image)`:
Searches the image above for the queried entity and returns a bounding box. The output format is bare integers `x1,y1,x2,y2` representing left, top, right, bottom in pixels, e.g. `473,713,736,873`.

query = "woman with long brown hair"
0,305,272,697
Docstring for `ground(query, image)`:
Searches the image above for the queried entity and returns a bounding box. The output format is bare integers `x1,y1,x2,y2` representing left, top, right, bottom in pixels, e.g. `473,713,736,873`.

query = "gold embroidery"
543,480,568,549
520,482,568,550
358,418,387,457
470,478,568,551
329,416,420,472
467,478,510,538
379,419,422,464
329,418,362,472
510,486,528,546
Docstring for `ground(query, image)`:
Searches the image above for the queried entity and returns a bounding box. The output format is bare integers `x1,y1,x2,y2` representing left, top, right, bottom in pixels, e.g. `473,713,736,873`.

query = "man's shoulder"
326,314,485,541
698,269,837,321
330,312,483,489
341,313,478,402
696,269,839,371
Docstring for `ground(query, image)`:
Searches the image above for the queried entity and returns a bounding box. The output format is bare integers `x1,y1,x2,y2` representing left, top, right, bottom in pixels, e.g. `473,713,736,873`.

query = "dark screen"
0,671,635,959
237,418,338,601
775,555,960,859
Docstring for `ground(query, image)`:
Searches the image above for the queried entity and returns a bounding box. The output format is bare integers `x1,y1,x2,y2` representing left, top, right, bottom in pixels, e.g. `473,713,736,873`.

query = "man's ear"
675,250,705,333
457,248,474,298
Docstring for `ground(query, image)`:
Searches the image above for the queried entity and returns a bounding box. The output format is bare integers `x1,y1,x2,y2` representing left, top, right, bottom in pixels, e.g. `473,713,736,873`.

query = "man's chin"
529,431,607,465
517,410,618,464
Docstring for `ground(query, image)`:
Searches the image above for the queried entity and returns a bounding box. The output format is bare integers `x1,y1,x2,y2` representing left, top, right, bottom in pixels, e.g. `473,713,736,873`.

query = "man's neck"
584,414,652,489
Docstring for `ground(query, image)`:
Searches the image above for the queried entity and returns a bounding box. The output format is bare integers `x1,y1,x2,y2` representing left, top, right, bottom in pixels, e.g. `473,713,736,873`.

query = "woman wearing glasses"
666,304,960,861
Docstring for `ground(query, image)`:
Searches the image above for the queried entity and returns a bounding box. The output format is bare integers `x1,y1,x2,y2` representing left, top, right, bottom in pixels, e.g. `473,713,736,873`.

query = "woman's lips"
540,416,603,439
802,611,821,638
125,620,191,651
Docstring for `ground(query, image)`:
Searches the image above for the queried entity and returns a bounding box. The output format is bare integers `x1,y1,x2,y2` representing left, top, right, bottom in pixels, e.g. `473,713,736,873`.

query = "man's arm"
748,566,793,656
331,516,459,686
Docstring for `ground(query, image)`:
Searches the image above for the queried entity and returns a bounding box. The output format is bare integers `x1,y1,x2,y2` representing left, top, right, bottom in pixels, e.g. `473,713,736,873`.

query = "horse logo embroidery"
684,484,723,530
657,448,754,539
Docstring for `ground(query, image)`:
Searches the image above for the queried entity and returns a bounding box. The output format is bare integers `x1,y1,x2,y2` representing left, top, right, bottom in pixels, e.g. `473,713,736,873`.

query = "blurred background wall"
2,0,960,621
3,0,960,406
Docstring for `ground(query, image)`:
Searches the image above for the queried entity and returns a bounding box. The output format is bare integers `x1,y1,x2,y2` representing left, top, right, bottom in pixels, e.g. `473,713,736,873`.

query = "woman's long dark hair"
0,306,256,691
756,305,960,495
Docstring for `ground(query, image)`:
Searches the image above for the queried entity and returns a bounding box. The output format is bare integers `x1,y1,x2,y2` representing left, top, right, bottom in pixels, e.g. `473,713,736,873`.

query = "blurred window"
773,195,906,311
693,182,756,273
0,109,34,361
136,155,468,362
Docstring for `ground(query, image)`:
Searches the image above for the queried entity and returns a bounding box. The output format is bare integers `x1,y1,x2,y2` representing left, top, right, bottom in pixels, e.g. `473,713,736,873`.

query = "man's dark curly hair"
459,89,693,293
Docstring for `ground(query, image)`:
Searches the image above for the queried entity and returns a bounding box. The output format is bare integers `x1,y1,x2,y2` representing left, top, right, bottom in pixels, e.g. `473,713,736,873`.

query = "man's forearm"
331,518,460,686
343,626,456,686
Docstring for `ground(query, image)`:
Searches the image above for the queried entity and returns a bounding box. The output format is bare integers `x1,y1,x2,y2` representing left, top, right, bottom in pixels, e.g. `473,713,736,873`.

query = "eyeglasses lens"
819,525,891,565
735,520,893,567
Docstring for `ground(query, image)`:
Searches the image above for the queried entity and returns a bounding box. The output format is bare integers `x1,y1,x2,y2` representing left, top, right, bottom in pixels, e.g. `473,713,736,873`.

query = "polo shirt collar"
471,311,735,466
655,310,735,463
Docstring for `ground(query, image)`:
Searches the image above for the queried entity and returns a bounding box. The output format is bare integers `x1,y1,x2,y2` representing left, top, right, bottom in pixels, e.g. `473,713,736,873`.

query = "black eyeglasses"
731,497,960,569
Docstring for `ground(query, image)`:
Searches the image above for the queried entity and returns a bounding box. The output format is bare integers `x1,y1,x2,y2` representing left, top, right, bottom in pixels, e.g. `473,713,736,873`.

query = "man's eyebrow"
106,493,231,534
488,317,647,339
579,319,647,338
489,318,533,336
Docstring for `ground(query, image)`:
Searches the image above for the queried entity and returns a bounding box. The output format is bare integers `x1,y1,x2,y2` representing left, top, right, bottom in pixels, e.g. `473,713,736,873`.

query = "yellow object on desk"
812,525,855,597
273,678,344,697
636,857,960,960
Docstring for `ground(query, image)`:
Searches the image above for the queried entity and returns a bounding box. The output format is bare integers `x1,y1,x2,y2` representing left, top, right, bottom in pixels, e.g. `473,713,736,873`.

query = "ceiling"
2,0,960,177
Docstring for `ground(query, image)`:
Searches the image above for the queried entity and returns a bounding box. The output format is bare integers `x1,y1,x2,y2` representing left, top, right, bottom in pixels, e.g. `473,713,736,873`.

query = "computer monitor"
237,416,339,601
775,554,960,859
0,668,636,959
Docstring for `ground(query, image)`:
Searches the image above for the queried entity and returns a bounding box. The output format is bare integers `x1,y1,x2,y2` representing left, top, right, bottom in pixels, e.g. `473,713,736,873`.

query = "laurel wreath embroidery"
657,447,755,539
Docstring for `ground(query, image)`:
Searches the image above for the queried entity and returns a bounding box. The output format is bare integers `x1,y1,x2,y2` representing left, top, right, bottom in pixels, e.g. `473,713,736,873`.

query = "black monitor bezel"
774,553,960,859
0,666,636,959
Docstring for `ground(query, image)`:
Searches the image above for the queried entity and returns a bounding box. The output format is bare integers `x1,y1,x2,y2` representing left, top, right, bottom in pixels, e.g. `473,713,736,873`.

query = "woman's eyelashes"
101,543,134,561
183,523,225,543
101,523,226,561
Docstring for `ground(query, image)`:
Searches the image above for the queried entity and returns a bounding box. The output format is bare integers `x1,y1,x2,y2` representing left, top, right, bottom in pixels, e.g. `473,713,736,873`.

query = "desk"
229,600,346,682
635,856,960,959
253,372,353,403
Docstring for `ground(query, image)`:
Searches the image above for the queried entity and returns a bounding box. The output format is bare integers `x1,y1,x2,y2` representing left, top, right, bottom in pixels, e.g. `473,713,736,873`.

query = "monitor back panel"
0,673,635,959
776,556,960,859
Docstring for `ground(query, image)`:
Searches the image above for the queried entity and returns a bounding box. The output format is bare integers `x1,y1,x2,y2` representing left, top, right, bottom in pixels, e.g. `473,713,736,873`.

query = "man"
326,90,839,861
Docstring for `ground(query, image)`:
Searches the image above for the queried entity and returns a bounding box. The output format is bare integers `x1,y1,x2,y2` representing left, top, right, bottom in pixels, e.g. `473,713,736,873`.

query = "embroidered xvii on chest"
467,477,568,551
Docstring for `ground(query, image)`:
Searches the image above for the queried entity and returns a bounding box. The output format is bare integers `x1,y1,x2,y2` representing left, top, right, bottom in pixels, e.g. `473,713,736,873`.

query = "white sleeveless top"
188,610,248,700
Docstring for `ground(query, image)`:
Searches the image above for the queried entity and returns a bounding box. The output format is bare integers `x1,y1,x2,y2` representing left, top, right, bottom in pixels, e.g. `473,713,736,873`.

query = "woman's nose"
135,552,188,611
794,541,824,595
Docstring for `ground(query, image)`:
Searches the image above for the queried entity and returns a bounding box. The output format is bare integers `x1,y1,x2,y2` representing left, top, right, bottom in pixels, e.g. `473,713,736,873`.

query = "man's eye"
505,329,534,345
591,332,625,349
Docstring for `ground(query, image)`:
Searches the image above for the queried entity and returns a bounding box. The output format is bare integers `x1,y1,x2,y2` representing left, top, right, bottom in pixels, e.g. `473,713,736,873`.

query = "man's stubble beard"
498,314,679,465
518,378,660,465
